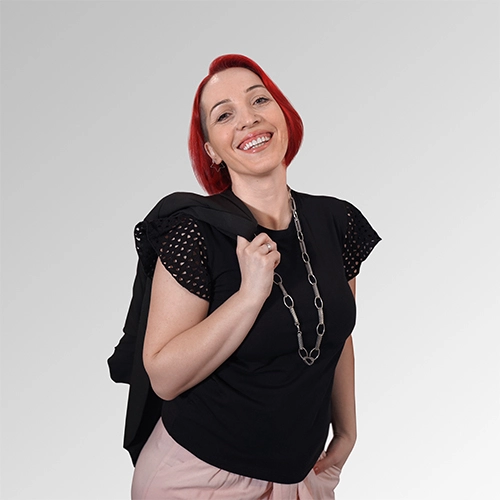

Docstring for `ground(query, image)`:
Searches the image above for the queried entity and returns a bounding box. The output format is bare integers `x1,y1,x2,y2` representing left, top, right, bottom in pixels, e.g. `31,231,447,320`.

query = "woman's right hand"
236,234,280,303
144,236,280,401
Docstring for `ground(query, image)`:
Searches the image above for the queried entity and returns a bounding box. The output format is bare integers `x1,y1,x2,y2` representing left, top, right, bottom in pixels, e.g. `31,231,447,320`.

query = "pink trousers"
131,420,340,500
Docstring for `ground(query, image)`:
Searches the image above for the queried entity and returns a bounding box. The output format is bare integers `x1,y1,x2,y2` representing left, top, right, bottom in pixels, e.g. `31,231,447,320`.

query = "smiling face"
201,67,289,183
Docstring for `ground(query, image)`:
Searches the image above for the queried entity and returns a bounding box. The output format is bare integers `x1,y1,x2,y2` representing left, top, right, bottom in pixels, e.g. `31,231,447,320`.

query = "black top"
133,190,381,483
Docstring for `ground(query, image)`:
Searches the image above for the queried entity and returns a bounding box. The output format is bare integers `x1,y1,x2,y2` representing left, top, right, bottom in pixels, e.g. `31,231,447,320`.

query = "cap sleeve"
342,202,381,280
134,213,211,301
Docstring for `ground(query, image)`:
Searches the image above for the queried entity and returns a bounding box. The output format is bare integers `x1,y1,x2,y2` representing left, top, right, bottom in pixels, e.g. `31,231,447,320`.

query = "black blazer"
107,189,257,464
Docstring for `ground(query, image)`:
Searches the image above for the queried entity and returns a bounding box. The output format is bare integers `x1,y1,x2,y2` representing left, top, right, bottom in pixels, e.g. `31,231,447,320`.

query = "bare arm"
143,233,279,401
314,277,357,473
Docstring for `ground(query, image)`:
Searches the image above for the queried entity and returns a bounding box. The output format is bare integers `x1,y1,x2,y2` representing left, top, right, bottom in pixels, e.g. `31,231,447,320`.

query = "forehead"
201,68,266,108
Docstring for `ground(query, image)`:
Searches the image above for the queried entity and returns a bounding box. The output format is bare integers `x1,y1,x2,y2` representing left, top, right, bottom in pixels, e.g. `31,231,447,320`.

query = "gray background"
1,1,499,499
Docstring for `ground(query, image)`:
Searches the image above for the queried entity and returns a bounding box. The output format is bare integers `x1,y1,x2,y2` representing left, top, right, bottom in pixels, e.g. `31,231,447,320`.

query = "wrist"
334,432,357,452
235,286,268,309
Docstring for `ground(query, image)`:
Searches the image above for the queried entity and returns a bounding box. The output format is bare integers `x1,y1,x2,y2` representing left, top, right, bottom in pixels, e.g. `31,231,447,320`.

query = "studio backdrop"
2,1,499,499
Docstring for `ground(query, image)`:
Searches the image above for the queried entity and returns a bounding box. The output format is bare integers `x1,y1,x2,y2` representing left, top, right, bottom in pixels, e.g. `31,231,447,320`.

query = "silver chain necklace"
273,191,325,366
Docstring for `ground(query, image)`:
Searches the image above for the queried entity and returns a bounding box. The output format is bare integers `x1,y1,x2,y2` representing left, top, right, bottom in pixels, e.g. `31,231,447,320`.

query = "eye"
216,112,231,123
254,96,270,105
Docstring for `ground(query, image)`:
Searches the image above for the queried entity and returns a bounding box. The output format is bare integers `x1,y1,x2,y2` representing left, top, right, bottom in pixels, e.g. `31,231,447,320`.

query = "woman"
109,54,381,499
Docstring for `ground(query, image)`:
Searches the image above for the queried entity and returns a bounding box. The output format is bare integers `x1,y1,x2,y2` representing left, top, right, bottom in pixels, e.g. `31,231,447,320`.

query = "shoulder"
291,191,352,246
292,190,350,220
292,191,381,244
292,190,347,206
140,189,257,241
293,190,372,219
143,191,210,222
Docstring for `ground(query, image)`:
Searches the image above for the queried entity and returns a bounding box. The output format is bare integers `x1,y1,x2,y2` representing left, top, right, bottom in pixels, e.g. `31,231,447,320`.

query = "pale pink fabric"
131,420,340,500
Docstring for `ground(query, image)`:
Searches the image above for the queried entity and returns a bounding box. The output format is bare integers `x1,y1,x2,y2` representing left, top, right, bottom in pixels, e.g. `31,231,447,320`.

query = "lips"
238,132,272,151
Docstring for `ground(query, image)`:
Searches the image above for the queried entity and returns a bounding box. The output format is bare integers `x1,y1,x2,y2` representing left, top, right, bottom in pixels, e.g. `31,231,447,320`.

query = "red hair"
188,54,304,194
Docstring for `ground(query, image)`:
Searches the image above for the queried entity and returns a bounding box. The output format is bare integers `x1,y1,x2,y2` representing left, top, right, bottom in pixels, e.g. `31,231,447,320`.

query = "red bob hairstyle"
188,54,304,194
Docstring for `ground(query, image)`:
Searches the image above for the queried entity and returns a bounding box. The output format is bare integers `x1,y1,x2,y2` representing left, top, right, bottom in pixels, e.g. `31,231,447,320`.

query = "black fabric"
343,201,382,280
107,189,258,465
154,192,380,483
136,214,211,300
108,189,381,479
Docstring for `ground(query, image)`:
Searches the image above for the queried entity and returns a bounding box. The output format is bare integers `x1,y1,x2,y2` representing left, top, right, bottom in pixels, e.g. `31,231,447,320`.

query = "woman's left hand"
313,434,356,474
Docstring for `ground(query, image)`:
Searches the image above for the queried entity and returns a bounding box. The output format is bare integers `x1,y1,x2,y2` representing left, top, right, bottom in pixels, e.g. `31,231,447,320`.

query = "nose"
237,107,260,130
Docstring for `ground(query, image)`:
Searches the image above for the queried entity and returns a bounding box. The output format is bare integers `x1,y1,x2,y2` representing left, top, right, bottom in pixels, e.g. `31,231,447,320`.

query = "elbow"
144,359,184,402
146,368,181,401
150,380,180,402
143,343,199,401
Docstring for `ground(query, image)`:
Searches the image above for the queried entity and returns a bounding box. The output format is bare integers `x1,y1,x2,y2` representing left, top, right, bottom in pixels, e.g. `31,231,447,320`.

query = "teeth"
242,135,270,151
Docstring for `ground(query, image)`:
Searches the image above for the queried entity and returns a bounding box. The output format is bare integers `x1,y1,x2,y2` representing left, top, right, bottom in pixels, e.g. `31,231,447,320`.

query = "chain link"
273,191,325,366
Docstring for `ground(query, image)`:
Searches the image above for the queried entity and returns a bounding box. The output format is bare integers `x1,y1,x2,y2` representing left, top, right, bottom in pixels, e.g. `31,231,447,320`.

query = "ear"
204,142,222,165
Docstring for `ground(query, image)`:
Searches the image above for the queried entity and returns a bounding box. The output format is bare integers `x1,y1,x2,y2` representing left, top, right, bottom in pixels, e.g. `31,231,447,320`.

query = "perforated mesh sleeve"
134,214,211,300
342,202,381,281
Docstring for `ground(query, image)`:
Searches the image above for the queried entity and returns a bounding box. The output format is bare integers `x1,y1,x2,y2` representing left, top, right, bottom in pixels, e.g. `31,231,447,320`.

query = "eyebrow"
209,84,266,115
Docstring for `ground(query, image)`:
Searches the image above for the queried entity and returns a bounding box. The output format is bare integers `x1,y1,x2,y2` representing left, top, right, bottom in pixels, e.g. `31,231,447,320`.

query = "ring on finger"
266,243,272,253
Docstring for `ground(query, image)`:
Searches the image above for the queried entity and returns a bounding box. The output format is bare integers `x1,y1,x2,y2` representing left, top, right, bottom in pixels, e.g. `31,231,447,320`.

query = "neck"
231,174,291,230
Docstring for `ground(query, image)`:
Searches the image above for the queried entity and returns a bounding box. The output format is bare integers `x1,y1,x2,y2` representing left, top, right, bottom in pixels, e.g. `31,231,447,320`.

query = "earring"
210,161,226,173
